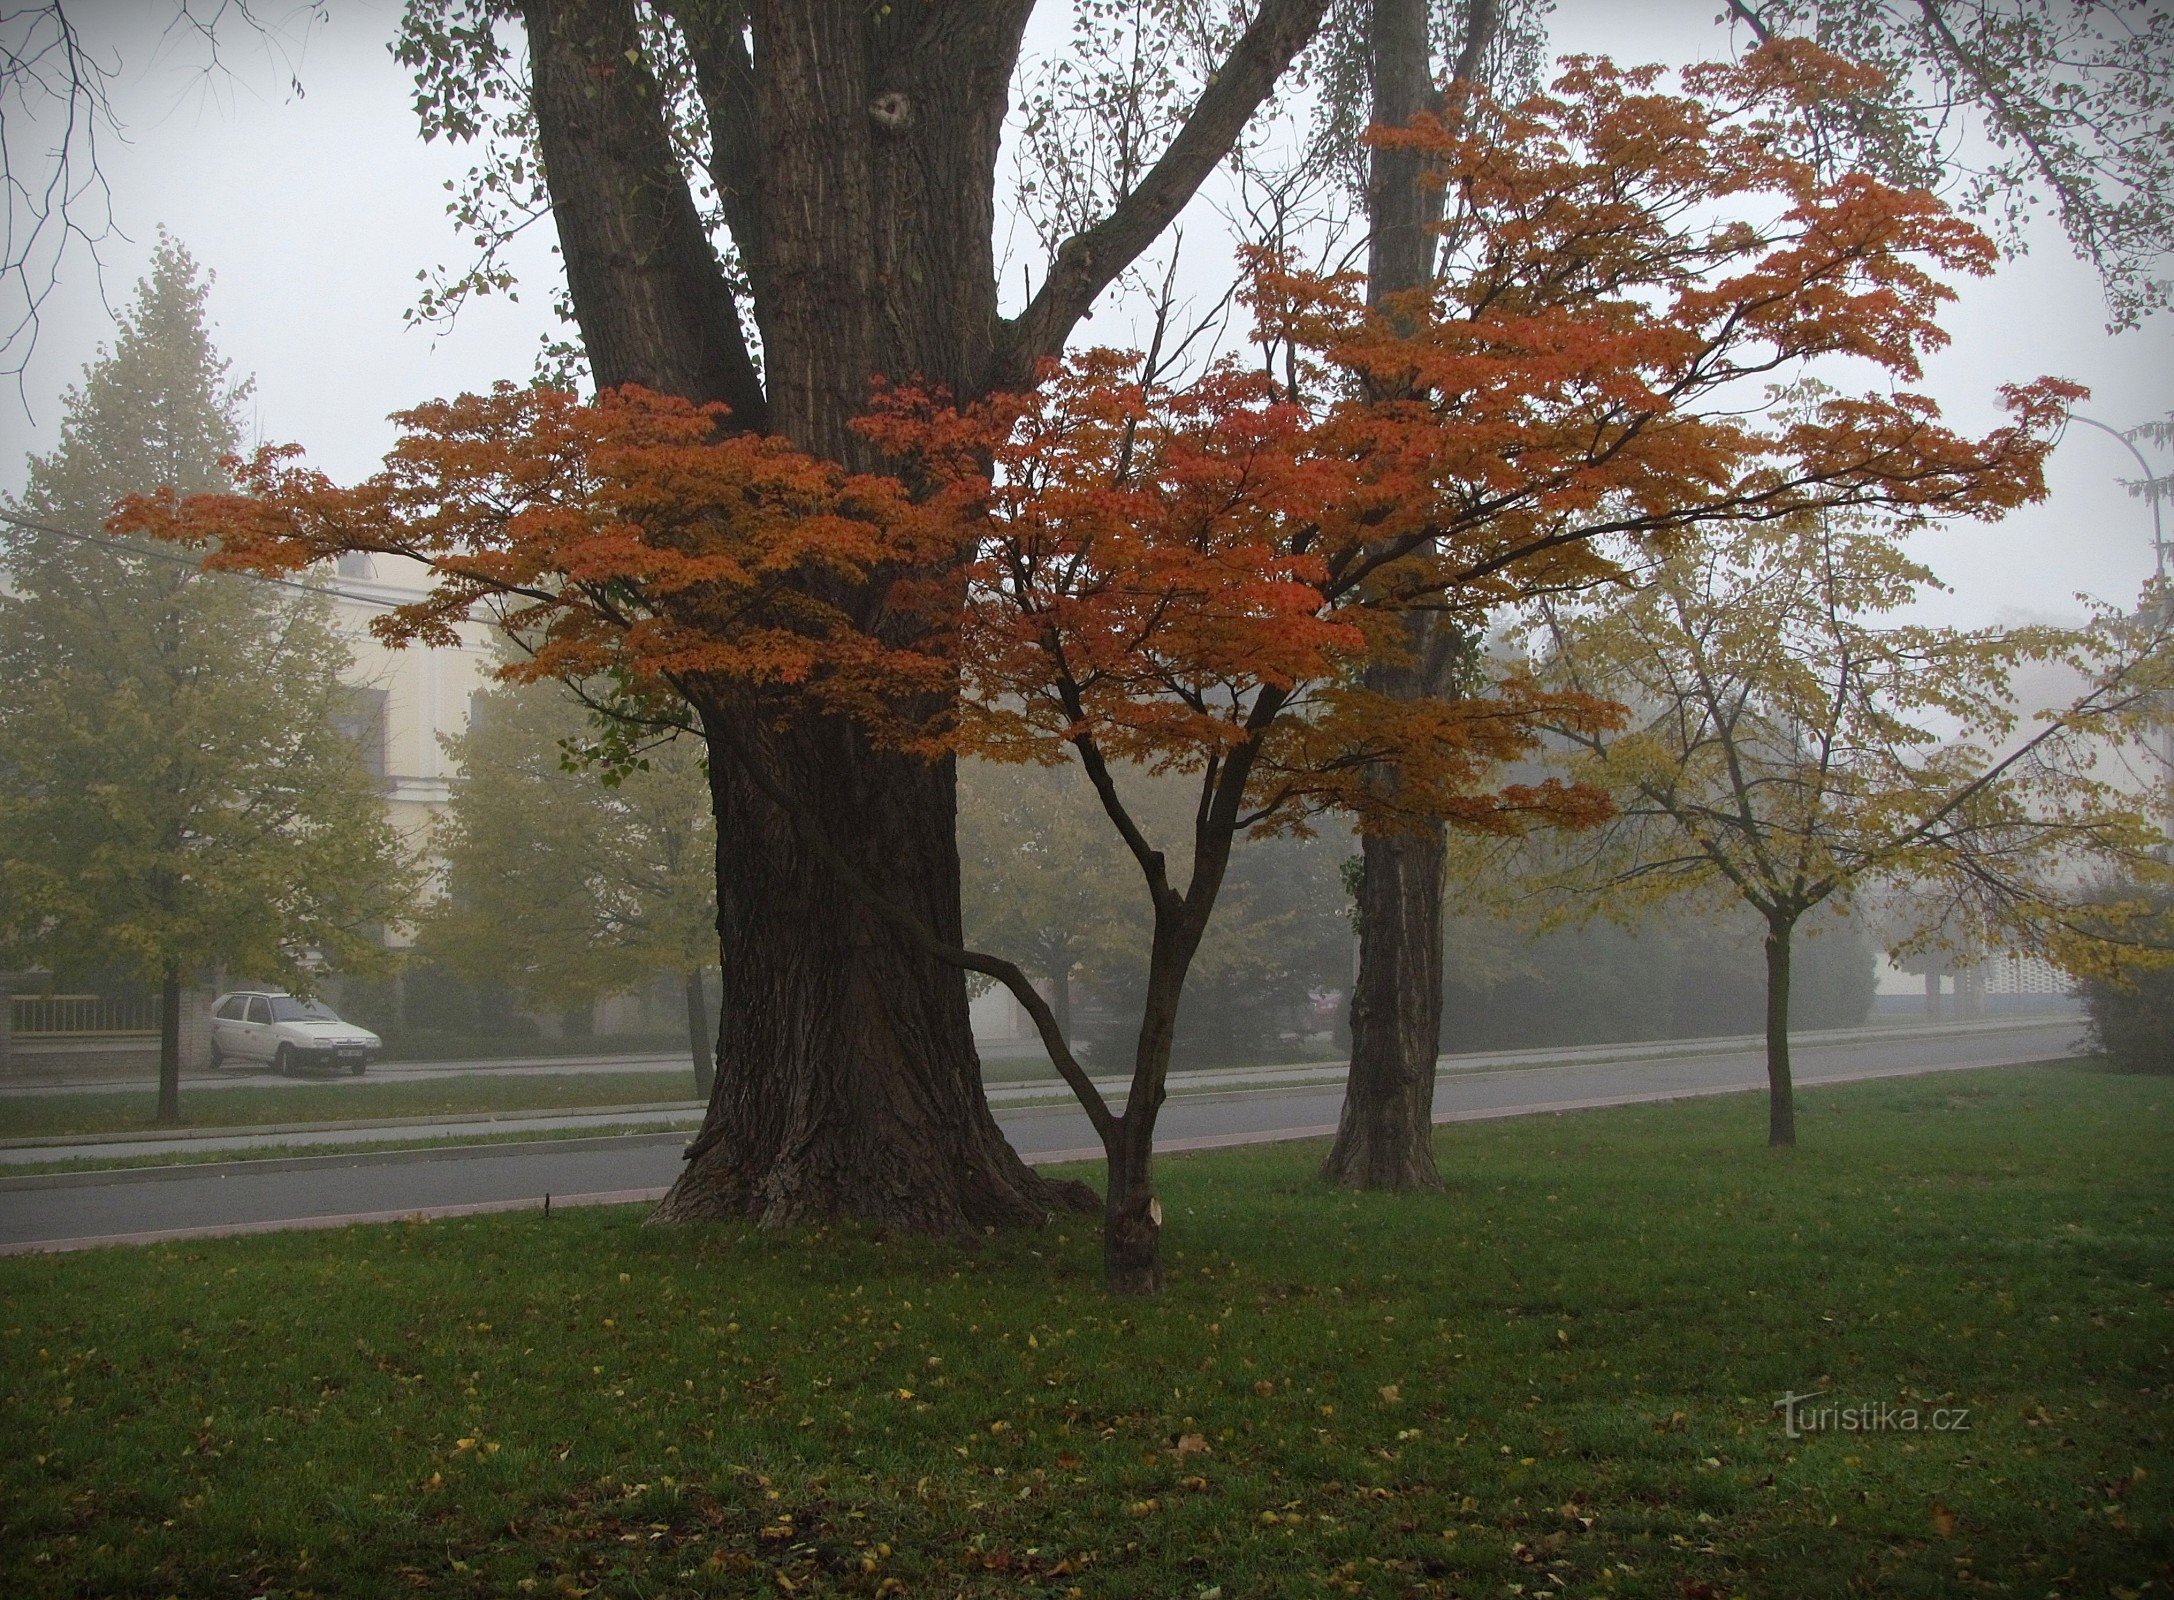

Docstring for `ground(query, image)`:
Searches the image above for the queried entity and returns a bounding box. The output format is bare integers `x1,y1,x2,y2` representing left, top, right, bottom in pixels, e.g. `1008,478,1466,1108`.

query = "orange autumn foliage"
122,41,2076,849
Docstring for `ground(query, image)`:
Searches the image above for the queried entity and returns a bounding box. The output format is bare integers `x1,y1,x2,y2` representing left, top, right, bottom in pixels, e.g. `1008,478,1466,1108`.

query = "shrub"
2078,964,2174,1070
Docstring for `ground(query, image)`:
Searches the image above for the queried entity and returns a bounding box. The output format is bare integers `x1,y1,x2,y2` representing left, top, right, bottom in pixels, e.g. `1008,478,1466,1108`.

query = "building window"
336,552,375,580
332,686,390,781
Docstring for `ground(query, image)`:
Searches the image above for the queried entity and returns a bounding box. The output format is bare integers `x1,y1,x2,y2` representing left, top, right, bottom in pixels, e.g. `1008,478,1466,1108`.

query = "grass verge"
1,1063,2167,1598
0,1072,705,1141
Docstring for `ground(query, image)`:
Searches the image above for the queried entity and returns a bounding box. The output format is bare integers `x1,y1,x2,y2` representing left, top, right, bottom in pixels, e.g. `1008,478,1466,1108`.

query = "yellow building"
322,553,496,891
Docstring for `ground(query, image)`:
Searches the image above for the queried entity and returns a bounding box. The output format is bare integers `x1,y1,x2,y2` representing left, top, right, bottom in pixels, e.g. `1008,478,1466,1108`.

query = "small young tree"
426,675,720,1093
131,46,2078,1283
1528,509,2173,1146
0,240,414,1121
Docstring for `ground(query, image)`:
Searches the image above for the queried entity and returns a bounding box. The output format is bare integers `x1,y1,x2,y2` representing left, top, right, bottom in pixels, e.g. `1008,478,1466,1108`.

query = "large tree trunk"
155,961,182,1126
682,968,715,1099
1324,823,1446,1189
658,706,1093,1230
1764,919,1798,1148
1324,0,1493,1189
523,0,1326,1235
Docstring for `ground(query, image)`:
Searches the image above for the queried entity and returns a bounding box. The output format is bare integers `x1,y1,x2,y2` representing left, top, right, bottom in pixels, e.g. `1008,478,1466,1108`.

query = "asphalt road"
0,1017,2081,1251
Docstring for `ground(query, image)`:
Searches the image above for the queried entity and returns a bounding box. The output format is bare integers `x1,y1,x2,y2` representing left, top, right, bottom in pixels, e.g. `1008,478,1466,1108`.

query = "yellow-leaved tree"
1525,507,2173,1145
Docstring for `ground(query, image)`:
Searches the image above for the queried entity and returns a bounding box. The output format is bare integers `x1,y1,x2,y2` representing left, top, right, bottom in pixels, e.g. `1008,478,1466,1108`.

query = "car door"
211,996,246,1057
243,995,276,1060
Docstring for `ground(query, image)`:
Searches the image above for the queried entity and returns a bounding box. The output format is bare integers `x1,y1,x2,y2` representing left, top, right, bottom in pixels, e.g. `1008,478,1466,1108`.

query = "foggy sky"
3,0,2166,631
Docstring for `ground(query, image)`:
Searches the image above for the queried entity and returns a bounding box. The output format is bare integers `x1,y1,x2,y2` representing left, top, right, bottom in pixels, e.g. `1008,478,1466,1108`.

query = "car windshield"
268,997,342,1023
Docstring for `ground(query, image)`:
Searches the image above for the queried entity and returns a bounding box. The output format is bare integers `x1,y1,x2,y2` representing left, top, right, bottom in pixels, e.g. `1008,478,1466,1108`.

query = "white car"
209,991,381,1075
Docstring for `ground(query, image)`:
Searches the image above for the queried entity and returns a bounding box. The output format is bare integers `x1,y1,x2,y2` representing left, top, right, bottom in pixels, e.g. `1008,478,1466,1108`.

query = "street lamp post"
2068,415,2173,849
2067,415,2168,584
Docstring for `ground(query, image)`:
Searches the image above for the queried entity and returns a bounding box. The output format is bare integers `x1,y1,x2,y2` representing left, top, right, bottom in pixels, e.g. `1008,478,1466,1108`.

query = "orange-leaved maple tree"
123,42,2076,1292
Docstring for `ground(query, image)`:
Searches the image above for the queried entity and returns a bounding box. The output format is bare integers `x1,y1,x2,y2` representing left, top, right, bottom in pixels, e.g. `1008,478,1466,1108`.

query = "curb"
0,1128,698,1191
0,1100,705,1151
2,1016,2080,1154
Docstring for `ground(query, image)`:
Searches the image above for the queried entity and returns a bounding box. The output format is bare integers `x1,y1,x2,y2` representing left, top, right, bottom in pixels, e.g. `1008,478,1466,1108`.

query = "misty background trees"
424,675,720,1095
962,759,1352,1070
0,239,413,1120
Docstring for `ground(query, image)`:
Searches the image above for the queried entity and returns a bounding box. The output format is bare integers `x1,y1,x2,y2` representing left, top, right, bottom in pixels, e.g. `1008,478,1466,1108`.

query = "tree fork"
521,0,1330,1236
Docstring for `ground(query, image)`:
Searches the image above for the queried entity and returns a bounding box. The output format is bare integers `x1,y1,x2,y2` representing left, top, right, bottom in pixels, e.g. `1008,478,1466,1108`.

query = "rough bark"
655,701,1096,1230
520,0,1328,1235
1764,920,1798,1148
156,961,182,1126
1324,0,1487,1189
683,968,715,1099
1324,821,1447,1188
525,0,768,425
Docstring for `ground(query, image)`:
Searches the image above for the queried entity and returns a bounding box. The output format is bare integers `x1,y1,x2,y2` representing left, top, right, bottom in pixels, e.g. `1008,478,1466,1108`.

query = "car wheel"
209,1040,224,1068
349,1059,367,1077
274,1044,293,1075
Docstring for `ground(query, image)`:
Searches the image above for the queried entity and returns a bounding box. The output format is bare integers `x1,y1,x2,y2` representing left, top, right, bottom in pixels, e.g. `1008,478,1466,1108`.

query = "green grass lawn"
2,1064,2167,1598
0,1072,706,1141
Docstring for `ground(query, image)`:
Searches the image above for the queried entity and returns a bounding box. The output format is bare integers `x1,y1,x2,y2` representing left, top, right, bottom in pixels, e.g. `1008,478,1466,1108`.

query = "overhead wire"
0,505,412,613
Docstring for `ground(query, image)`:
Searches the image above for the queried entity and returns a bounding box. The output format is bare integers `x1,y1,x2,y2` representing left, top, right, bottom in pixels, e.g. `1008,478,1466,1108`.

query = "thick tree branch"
662,0,766,302
991,0,1332,389
523,0,769,427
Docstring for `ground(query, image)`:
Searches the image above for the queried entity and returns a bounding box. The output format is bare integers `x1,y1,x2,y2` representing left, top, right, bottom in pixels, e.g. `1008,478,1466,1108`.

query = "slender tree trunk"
1326,0,1496,1188
1324,826,1446,1188
1101,938,1187,1295
683,968,715,1099
1764,920,1797,1148
1102,1114,1163,1295
156,962,182,1127
1925,967,1943,1017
